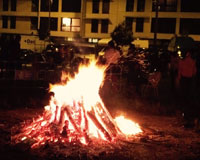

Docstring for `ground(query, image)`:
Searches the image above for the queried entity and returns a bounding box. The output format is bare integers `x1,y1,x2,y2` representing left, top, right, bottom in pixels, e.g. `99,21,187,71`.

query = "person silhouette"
177,51,197,127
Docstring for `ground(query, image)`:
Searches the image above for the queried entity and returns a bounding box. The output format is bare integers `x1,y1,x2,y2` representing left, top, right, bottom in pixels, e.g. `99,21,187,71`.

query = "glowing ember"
114,116,142,135
12,60,142,148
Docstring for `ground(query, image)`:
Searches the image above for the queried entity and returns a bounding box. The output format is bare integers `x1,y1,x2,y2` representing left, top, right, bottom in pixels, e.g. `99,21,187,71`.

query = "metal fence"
0,61,129,92
0,61,62,82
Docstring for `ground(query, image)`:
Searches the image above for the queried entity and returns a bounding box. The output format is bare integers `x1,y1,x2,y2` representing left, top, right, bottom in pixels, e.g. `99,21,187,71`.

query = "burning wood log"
63,106,81,133
95,102,120,137
87,111,112,141
79,100,88,132
59,108,66,127
54,106,59,123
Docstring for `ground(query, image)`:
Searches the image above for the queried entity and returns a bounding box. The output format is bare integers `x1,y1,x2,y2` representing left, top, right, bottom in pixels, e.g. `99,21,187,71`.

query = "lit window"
88,38,92,42
63,18,71,26
72,19,80,32
68,37,73,41
88,38,98,43
92,39,98,43
62,18,80,32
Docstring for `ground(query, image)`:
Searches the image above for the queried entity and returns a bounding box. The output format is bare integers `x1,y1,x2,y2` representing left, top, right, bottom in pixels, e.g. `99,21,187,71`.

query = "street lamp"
153,0,159,51
37,0,53,40
48,0,53,39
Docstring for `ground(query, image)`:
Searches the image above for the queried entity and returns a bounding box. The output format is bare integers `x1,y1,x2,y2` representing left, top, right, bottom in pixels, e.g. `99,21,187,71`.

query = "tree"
110,21,134,46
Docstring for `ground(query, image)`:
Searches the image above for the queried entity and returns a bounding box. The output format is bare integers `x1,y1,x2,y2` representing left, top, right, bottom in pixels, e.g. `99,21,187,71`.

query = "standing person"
127,44,136,57
104,41,120,65
104,41,121,93
169,52,180,92
177,51,197,127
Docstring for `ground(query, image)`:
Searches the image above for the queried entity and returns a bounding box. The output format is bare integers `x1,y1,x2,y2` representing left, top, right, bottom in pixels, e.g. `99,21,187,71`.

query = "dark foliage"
110,21,134,46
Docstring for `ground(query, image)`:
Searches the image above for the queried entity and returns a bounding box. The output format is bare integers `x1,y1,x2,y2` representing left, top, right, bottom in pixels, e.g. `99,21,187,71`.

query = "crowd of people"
99,41,200,130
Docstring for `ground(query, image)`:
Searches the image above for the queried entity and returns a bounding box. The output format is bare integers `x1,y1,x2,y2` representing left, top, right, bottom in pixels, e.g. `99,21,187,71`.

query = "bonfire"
12,60,142,148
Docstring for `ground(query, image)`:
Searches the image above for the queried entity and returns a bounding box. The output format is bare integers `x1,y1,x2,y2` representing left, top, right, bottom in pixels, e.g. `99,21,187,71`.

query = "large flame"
49,61,105,111
12,60,142,148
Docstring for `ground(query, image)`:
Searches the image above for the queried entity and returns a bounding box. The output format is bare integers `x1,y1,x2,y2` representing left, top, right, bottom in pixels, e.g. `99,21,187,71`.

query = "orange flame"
114,116,142,135
13,60,142,148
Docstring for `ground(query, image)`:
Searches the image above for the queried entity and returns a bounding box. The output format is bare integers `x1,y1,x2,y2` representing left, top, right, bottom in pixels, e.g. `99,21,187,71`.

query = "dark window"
50,18,58,31
101,19,109,33
41,0,58,12
151,18,176,33
32,0,39,11
180,19,200,35
40,17,57,31
92,0,100,13
40,17,49,31
41,0,49,11
181,0,200,12
62,0,81,12
39,17,49,39
102,0,110,14
10,16,16,29
51,0,58,12
91,19,98,33
137,0,145,12
126,0,134,12
31,17,38,30
2,16,8,28
11,0,17,11
125,17,133,31
136,18,144,32
152,0,177,12
3,0,9,11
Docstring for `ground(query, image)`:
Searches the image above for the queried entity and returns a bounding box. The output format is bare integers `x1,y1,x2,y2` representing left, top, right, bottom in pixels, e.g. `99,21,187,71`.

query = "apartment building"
0,0,200,51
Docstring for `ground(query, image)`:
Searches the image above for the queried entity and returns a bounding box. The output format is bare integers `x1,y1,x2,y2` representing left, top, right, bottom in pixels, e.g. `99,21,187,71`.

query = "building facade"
0,0,200,51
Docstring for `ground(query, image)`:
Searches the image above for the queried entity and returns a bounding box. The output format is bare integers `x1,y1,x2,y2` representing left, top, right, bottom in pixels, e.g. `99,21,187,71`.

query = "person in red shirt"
177,51,197,127
178,52,196,80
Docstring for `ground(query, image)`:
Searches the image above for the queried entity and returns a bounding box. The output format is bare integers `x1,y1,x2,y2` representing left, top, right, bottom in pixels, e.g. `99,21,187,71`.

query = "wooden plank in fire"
95,102,119,137
87,110,112,141
63,106,81,133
